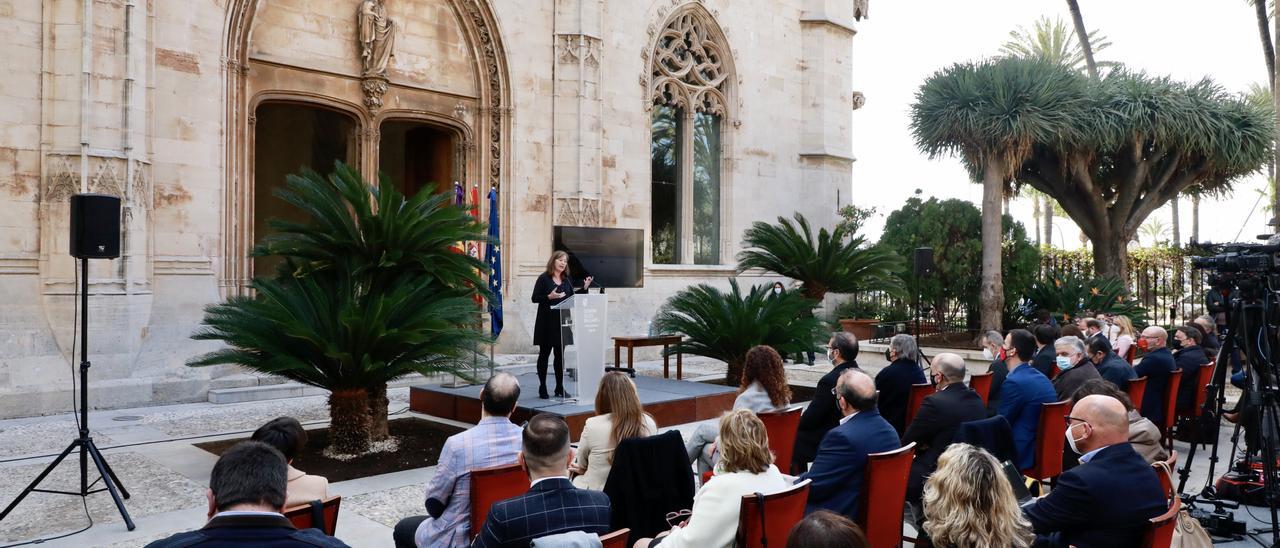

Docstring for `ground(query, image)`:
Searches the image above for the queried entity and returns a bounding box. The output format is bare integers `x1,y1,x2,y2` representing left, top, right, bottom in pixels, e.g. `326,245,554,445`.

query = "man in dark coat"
1173,325,1209,412
1051,336,1102,402
998,329,1058,471
982,330,1009,416
1088,337,1136,390
902,353,986,506
1023,395,1167,547
1031,324,1060,379
875,334,927,436
1134,327,1178,427
793,331,861,474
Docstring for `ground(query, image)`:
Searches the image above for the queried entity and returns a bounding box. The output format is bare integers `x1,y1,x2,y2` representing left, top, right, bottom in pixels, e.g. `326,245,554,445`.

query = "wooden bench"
612,335,684,379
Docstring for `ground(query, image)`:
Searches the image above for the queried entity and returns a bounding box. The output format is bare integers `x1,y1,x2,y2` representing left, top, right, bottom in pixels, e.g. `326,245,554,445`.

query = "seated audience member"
922,443,1034,548
1193,315,1220,361
902,353,986,508
687,346,790,474
1022,396,1167,547
997,329,1058,471
1071,379,1167,463
1083,319,1108,347
1173,325,1209,412
785,510,871,548
145,441,350,548
1112,315,1137,359
573,372,657,489
876,334,927,435
251,416,328,508
1098,313,1120,344
793,332,861,474
393,373,523,548
798,368,900,520
982,330,1009,416
1087,337,1136,390
1059,324,1085,342
1134,326,1178,427
1032,308,1057,328
634,410,789,548
1051,336,1101,401
473,414,611,548
1030,325,1060,378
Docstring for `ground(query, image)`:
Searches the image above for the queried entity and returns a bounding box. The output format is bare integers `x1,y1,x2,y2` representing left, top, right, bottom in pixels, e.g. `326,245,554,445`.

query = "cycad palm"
189,163,488,455
736,213,902,302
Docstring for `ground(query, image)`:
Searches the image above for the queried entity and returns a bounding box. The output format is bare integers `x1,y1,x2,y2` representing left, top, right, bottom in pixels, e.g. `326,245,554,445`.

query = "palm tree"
737,213,902,303
1170,197,1181,248
999,16,1113,74
1065,0,1100,79
1140,218,1170,247
653,280,825,383
189,163,489,455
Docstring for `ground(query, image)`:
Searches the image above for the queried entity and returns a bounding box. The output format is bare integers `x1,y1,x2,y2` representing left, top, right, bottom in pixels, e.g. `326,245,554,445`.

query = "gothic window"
649,10,729,265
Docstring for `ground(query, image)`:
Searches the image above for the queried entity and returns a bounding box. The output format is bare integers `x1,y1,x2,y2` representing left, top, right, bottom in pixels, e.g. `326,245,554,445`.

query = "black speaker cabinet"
69,193,121,259
913,247,935,278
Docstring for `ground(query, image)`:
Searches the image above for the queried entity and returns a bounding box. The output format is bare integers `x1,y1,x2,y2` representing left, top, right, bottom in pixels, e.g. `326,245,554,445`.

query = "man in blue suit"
473,414,611,548
797,368,900,520
1134,326,1177,427
1023,395,1167,547
997,329,1058,471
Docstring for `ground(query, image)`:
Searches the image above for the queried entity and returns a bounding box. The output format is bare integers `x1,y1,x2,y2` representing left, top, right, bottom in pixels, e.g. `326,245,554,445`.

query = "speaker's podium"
550,291,607,403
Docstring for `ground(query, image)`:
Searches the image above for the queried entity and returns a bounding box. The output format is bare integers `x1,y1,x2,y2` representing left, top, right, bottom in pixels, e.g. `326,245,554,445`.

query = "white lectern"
551,292,608,403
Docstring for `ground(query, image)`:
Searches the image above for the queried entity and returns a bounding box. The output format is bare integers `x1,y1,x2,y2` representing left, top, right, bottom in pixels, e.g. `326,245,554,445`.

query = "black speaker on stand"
0,194,135,531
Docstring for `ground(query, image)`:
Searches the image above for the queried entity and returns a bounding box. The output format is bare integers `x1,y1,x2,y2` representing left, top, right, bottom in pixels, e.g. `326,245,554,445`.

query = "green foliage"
737,212,903,302
1020,270,1149,324
826,297,909,331
999,16,1115,74
836,204,877,236
878,196,1040,325
653,279,826,383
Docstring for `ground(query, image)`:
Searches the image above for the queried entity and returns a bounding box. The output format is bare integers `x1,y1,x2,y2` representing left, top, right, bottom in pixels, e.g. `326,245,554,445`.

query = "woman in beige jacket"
251,416,330,507
570,373,657,490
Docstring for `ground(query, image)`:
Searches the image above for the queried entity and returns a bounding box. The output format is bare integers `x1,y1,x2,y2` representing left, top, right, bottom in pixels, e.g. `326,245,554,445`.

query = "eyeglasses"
1064,416,1089,426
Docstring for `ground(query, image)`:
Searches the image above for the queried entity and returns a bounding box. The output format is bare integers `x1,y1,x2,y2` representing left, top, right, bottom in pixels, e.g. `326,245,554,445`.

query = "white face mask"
982,347,994,360
1055,355,1073,371
827,347,837,362
1065,422,1087,455
773,287,782,295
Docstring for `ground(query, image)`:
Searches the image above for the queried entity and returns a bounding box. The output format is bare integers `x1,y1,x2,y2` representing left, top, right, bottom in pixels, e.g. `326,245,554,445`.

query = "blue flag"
485,188,503,337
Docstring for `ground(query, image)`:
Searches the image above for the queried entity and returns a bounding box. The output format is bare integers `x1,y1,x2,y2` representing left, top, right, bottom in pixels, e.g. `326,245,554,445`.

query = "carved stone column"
552,0,604,227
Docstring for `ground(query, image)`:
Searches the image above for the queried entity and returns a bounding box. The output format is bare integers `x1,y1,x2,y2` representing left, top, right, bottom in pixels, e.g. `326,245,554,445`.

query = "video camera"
1190,242,1280,298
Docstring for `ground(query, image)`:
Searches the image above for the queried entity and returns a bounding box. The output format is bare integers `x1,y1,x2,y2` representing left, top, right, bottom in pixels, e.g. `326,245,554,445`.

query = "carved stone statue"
357,0,397,77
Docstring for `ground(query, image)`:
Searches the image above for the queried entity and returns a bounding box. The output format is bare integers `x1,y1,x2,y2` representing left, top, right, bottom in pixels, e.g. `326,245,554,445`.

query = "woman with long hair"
922,443,1034,548
569,372,656,490
1112,315,1136,360
686,345,791,474
530,250,592,398
635,409,789,548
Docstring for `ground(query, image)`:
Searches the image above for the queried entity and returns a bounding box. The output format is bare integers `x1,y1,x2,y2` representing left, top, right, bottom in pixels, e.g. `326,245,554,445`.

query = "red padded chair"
735,479,810,548
1191,362,1215,415
858,442,916,548
968,371,994,406
600,528,630,548
759,407,803,473
1126,345,1138,364
1153,451,1178,503
283,496,341,535
1021,400,1071,483
1141,493,1181,548
470,463,529,540
1126,376,1148,412
1160,370,1184,451
904,384,935,428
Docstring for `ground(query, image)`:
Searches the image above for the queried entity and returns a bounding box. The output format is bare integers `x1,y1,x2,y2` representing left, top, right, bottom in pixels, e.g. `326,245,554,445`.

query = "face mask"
1136,338,1150,351
827,348,837,362
884,349,893,362
1055,356,1073,371
1065,422,1087,455
982,347,994,360
773,287,782,295
1170,339,1183,350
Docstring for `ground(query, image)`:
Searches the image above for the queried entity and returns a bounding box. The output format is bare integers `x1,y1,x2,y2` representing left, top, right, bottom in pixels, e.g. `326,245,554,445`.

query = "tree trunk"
1170,197,1181,248
980,162,1005,333
1092,232,1129,282
1256,0,1276,90
328,388,371,455
1044,196,1055,248
1066,0,1099,79
725,358,745,386
1191,195,1200,243
366,382,389,442
1032,195,1042,246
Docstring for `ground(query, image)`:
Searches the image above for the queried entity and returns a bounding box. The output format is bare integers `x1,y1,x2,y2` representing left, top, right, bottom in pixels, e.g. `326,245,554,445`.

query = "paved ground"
0,355,1273,547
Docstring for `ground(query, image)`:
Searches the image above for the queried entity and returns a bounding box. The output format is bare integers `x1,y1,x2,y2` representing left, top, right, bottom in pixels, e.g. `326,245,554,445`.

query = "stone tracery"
649,11,729,115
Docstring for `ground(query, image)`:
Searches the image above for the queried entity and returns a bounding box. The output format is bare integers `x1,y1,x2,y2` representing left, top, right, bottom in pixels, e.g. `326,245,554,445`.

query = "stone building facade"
0,0,869,418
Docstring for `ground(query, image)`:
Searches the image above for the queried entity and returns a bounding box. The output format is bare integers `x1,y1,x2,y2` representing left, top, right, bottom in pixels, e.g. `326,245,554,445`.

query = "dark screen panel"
553,226,644,288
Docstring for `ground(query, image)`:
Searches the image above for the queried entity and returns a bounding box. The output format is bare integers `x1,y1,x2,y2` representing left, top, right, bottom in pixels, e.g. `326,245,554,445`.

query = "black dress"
531,272,575,347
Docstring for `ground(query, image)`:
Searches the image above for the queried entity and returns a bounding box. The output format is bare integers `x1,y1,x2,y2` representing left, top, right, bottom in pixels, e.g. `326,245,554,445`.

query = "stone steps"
206,361,538,404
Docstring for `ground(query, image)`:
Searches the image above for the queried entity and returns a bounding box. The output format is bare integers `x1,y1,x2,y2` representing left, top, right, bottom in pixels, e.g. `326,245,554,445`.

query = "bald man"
902,353,986,508
1134,326,1178,428
797,368,900,521
1023,395,1167,548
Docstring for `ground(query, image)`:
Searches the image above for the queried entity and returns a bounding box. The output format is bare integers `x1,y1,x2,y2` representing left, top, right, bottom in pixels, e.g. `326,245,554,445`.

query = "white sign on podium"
550,292,608,403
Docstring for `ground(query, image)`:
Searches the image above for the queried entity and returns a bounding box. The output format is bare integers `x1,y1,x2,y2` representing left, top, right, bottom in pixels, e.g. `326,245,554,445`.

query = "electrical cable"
0,484,93,548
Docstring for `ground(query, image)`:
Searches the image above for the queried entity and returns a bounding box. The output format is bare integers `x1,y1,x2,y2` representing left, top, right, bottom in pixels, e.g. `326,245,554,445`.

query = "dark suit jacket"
986,358,1010,417
1202,333,1221,362
1024,443,1167,548
798,409,900,521
1052,361,1101,401
474,477,611,548
143,513,350,548
901,383,987,503
874,358,927,435
996,363,1057,470
1095,353,1136,390
1174,346,1208,410
793,360,859,472
1032,345,1057,378
1134,347,1177,426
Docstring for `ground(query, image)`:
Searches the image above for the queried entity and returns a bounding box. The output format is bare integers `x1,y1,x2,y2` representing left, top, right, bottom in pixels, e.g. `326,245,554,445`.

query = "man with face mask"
1051,336,1101,401
792,332,861,474
1087,337,1136,390
997,329,1057,471
1172,325,1209,413
875,334,928,436
901,353,986,514
1022,395,1167,548
1133,326,1177,428
982,330,1008,416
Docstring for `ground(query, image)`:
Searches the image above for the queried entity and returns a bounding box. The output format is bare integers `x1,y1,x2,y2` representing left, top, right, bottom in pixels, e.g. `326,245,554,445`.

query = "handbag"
1154,461,1212,548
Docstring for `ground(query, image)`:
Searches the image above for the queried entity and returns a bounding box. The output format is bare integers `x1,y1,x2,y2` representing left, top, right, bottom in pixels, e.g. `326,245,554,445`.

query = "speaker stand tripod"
0,258,135,531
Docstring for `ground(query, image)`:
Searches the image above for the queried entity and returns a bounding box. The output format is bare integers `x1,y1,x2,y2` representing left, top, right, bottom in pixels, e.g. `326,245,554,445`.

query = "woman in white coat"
569,372,657,490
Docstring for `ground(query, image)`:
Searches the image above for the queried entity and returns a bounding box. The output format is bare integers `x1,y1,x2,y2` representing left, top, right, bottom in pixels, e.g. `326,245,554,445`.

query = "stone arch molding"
641,0,740,120
219,0,511,296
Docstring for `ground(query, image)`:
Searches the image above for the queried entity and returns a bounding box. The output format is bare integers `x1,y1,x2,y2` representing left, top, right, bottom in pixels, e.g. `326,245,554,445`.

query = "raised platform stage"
409,373,738,439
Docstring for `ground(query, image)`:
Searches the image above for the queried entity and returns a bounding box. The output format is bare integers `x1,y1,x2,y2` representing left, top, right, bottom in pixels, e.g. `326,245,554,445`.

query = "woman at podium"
531,250,592,399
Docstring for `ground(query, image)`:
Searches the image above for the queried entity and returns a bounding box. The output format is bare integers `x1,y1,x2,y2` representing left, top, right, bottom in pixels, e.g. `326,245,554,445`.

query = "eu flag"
485,188,503,337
